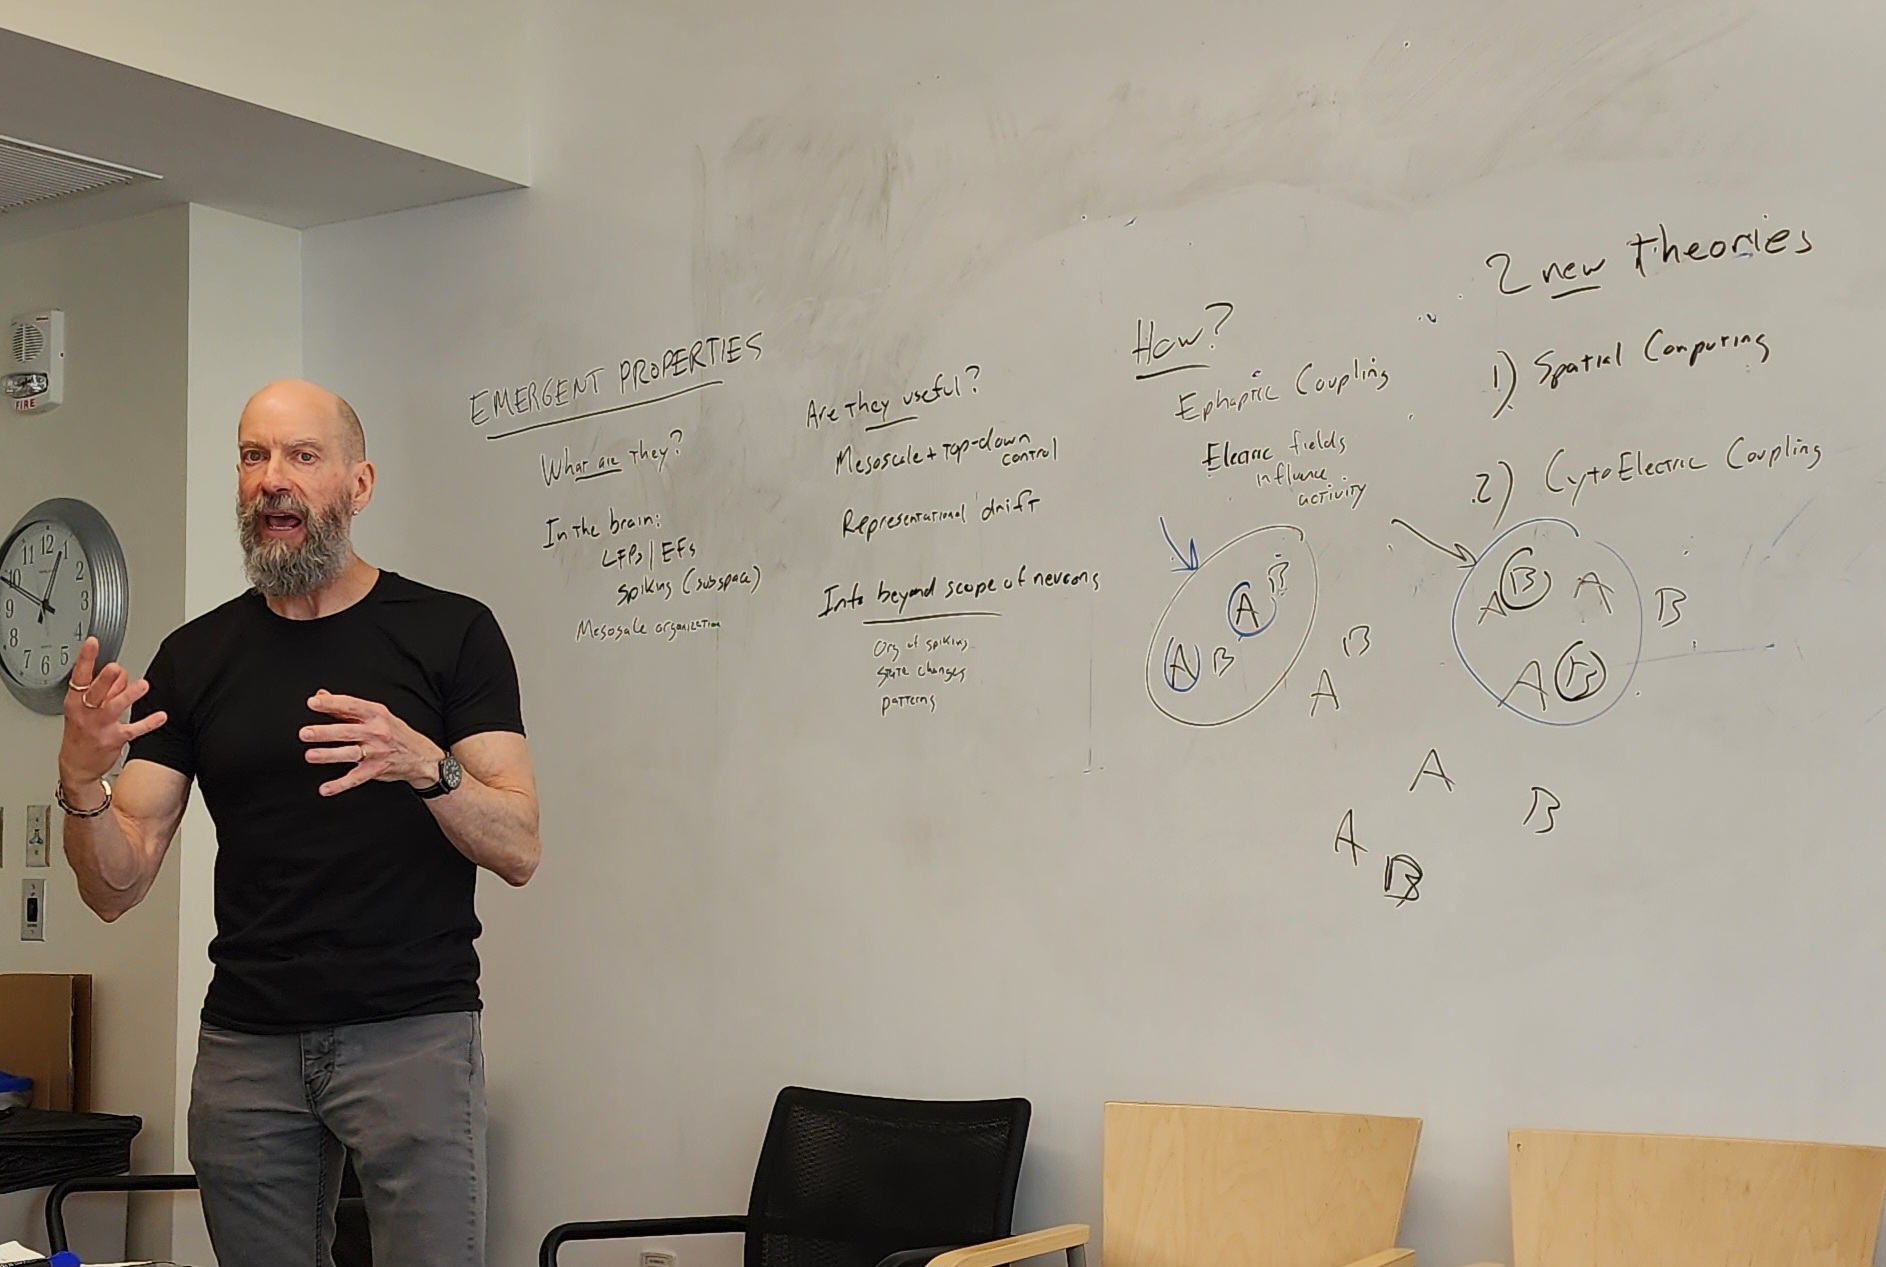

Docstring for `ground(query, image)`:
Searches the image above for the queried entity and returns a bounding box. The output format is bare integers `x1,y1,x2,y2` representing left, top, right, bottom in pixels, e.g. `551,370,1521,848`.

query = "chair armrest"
1340,1251,1415,1267
540,1214,747,1267
45,1174,198,1252
927,1224,1091,1267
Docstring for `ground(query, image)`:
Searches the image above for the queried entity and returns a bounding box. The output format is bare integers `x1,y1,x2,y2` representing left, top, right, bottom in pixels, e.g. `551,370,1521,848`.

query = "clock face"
0,518,94,690
0,499,128,715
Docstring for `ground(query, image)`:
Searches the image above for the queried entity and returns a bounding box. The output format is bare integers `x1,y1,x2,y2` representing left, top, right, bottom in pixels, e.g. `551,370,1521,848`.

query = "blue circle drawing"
1225,581,1279,640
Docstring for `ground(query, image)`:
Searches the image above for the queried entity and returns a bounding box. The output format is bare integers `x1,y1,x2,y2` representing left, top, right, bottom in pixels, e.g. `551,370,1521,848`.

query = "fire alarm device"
6,309,65,413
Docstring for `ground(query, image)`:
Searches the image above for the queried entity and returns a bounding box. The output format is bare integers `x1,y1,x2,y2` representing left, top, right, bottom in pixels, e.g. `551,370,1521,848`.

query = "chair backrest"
1103,1101,1421,1267
746,1086,1031,1267
1509,1129,1886,1267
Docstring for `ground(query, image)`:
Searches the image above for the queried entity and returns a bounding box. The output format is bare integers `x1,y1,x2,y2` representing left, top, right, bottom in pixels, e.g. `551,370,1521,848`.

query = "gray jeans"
188,1011,486,1267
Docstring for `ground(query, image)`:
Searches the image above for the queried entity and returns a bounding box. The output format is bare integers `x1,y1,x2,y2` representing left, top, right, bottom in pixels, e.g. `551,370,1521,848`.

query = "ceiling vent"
0,134,158,214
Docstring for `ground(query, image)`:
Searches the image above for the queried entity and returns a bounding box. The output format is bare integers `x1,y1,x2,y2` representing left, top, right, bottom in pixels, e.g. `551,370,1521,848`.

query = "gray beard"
238,494,353,598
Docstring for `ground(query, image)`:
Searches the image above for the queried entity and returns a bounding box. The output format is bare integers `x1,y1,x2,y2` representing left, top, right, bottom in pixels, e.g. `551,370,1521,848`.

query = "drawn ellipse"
1451,517,1643,727
1146,525,1318,726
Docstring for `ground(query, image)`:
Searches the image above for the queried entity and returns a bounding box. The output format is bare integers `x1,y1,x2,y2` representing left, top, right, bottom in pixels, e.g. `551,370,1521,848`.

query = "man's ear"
353,460,377,512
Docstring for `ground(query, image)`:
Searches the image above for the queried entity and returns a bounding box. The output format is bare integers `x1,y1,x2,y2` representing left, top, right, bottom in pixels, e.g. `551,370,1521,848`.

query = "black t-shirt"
128,572,526,1034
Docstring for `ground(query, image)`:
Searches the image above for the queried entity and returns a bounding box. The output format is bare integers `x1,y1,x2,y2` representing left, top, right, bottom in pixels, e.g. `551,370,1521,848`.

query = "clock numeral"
79,591,90,611
73,560,85,582
6,629,16,649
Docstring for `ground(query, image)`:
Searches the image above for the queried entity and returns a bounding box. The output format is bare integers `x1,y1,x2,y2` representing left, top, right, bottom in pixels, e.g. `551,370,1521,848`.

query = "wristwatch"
415,755,463,800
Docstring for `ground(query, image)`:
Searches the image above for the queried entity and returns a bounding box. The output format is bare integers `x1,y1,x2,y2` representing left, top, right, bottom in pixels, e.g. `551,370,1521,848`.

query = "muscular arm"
60,759,191,921
302,691,540,887
421,731,540,886
56,638,189,922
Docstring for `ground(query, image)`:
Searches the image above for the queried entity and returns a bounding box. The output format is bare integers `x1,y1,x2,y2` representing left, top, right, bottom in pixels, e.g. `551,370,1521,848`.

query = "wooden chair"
1502,1129,1886,1267
935,1102,1422,1267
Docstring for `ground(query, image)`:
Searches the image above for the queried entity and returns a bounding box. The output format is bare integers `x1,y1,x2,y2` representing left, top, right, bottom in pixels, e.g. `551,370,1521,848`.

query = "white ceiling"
0,26,522,245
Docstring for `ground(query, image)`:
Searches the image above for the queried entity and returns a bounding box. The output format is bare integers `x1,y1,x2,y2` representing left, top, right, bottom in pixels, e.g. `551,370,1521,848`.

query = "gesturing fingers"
66,662,145,730
70,637,100,683
74,663,127,710
120,710,169,742
305,743,371,767
301,689,439,795
307,690,380,721
317,760,383,798
103,672,149,715
299,723,369,745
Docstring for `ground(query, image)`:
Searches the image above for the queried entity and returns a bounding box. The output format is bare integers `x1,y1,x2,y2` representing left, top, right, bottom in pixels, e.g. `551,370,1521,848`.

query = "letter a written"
1409,748,1454,793
1502,660,1549,714
1310,668,1340,716
1334,809,1365,865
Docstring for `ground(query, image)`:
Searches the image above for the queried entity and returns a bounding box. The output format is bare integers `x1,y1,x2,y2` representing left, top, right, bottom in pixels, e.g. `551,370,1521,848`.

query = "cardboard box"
0,975,92,1111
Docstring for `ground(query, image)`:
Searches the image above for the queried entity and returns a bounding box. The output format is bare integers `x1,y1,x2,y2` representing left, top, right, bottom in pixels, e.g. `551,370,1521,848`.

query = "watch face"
440,756,463,791
0,499,129,715
0,517,92,691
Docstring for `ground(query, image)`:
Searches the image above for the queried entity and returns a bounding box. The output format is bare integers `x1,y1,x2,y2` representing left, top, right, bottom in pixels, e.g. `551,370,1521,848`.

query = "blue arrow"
1160,517,1200,572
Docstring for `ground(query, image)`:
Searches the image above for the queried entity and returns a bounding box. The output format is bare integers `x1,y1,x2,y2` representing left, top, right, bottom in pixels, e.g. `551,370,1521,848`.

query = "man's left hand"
302,690,445,797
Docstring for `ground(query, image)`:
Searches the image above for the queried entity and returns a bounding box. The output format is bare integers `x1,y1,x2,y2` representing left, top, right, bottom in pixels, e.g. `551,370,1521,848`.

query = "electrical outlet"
25,804,50,867
21,878,44,940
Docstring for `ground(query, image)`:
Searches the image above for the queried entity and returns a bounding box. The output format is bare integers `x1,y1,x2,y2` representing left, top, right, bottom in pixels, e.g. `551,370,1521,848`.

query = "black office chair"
47,1158,373,1265
541,1086,1031,1267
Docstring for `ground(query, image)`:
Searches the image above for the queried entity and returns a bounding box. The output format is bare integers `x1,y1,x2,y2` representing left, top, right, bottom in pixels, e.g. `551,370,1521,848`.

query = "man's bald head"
241,379,367,463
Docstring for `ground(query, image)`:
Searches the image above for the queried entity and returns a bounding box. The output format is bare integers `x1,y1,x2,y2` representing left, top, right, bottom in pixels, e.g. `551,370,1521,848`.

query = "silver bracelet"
56,776,113,818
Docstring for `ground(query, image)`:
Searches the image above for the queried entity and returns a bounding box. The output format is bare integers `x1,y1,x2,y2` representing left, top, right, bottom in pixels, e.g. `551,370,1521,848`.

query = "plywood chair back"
1103,1101,1422,1267
1509,1129,1886,1267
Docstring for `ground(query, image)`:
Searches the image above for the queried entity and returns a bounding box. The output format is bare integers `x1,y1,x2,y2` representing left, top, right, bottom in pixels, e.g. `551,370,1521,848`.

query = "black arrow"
1390,518,1477,568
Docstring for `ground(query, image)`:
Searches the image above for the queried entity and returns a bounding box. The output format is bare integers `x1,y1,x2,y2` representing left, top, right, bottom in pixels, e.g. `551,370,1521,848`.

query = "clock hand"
0,572,50,615
36,551,63,623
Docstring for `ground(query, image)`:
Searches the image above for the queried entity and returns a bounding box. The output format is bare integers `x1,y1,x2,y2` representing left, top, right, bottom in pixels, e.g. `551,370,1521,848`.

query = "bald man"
57,379,540,1267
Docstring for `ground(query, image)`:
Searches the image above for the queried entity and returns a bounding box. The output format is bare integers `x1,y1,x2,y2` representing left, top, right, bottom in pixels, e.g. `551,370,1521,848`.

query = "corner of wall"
164,204,303,1266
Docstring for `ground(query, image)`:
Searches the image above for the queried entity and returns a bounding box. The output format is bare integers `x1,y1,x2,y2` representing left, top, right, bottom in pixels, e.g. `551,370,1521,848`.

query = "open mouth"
260,510,307,538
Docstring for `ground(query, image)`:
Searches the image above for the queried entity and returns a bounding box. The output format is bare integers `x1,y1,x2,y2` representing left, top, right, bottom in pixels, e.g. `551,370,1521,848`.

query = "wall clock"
0,498,129,715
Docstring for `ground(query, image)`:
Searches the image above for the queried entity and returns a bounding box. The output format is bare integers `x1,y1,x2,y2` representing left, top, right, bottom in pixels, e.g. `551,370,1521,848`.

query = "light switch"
25,804,50,867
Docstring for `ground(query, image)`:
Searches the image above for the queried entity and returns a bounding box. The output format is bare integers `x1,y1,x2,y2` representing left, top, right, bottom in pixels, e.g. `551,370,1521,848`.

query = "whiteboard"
302,1,1886,1262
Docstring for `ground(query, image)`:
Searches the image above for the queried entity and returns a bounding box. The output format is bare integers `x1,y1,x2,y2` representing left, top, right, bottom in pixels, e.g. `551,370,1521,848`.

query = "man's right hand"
58,637,168,797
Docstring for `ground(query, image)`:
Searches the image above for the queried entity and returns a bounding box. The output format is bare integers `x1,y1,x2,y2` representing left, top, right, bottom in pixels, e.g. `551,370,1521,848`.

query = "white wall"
0,206,191,1260
0,0,528,184
302,3,1886,1266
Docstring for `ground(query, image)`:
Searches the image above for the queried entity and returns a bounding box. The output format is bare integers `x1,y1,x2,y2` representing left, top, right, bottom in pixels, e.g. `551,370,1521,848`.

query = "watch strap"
414,756,460,800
